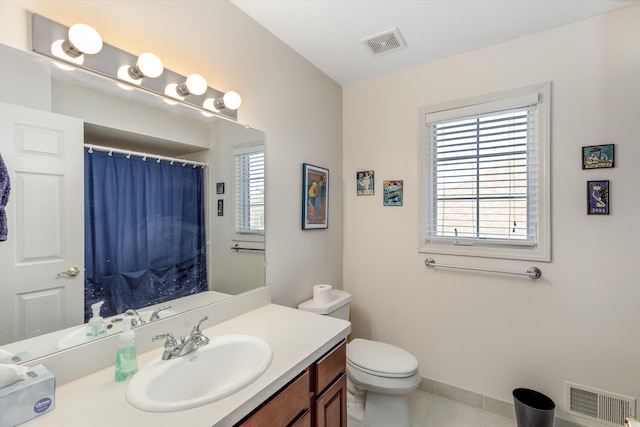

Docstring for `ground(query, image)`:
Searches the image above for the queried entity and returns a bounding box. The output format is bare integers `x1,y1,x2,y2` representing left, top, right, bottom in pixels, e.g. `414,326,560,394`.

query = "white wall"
0,0,344,307
343,6,640,423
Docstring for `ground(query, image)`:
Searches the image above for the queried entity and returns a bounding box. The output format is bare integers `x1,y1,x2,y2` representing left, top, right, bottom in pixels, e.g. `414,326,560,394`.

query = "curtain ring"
108,149,113,156
126,151,131,159
88,145,93,153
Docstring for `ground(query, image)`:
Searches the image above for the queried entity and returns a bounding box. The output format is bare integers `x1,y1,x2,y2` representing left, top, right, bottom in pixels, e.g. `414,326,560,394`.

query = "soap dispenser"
115,314,138,381
86,301,106,339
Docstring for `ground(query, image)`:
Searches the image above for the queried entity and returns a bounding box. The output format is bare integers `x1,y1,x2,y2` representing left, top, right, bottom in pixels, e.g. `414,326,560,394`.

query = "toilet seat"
347,338,418,378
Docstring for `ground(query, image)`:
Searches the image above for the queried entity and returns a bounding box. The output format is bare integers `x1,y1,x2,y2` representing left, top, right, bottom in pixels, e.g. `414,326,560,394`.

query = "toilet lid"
347,338,418,378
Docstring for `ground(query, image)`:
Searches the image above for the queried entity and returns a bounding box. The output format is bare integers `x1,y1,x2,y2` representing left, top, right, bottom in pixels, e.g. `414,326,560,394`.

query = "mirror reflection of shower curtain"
83,149,207,321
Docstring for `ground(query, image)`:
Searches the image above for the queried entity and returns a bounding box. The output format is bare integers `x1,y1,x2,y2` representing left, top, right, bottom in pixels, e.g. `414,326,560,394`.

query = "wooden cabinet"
235,340,347,427
314,373,347,427
312,341,347,427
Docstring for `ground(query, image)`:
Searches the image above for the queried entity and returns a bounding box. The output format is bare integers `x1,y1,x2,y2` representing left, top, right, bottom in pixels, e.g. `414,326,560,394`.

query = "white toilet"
299,290,420,427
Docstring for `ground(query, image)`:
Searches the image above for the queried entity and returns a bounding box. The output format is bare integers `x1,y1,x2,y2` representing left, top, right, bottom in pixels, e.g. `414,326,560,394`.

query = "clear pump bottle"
115,314,138,381
86,301,106,339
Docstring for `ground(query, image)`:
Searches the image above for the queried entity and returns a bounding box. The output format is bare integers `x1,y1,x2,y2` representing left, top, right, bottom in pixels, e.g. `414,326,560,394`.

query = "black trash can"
513,388,555,427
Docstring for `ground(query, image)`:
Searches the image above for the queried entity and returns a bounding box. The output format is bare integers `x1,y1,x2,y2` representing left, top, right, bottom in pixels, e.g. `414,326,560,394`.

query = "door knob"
58,267,80,277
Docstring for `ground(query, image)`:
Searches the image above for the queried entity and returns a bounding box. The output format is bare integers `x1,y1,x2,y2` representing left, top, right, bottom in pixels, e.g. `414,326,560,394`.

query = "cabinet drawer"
290,409,311,427
315,340,346,394
239,370,310,427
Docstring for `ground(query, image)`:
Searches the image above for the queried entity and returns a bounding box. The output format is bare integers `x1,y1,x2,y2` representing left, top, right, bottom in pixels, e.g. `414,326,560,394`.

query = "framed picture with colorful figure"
357,170,375,195
383,180,403,206
302,163,329,229
582,144,614,169
587,180,609,215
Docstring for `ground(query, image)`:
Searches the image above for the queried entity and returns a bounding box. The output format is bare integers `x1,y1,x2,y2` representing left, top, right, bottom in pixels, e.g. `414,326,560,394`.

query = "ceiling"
230,0,639,86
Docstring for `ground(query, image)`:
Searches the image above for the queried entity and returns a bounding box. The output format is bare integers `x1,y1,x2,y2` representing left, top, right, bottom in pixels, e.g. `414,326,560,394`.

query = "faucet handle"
191,316,209,336
152,333,177,349
149,305,172,322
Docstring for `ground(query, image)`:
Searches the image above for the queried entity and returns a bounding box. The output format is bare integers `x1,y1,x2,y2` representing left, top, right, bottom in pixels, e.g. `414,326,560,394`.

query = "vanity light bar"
31,13,239,121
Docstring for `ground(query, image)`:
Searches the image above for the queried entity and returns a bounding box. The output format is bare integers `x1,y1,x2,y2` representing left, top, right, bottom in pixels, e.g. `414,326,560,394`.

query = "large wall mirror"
0,44,266,364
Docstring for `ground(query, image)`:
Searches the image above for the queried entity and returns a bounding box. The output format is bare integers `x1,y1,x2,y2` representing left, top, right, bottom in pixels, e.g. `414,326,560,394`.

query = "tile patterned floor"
347,389,515,427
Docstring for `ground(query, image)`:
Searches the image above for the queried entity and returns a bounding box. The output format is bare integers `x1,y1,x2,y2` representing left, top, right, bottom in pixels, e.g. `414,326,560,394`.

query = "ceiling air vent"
565,382,636,426
361,28,406,57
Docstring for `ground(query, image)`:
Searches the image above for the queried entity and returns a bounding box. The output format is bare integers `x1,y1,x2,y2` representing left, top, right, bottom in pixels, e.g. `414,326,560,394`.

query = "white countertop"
23,304,350,427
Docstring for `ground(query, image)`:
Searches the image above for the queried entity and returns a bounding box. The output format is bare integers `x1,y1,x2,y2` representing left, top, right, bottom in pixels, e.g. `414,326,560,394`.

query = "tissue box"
0,364,55,426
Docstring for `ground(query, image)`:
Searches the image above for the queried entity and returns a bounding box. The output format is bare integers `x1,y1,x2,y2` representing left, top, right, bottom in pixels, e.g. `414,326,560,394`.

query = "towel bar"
425,257,541,279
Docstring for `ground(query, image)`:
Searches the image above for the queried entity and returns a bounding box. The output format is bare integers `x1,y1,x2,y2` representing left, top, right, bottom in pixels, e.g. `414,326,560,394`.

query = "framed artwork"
357,170,375,195
217,199,224,216
216,182,225,194
383,180,403,206
587,180,609,215
302,163,329,229
582,144,614,169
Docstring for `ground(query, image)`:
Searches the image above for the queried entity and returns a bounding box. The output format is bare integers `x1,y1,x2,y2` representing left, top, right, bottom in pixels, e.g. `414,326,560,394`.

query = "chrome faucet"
149,304,172,322
111,309,145,327
124,309,145,327
152,316,210,360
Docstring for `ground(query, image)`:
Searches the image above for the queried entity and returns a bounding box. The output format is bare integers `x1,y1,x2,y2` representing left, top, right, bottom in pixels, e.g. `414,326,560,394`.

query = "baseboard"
418,377,589,427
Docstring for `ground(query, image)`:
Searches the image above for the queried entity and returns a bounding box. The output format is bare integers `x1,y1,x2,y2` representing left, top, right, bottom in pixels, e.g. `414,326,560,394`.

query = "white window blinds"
234,148,264,234
425,96,539,246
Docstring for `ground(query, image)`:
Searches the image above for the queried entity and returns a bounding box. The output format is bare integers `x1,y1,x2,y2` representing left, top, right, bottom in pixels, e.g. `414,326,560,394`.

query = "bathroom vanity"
21,298,350,427
238,340,347,426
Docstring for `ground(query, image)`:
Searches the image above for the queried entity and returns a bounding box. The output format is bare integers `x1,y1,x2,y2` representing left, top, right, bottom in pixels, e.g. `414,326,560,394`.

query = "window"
418,83,550,261
234,146,264,238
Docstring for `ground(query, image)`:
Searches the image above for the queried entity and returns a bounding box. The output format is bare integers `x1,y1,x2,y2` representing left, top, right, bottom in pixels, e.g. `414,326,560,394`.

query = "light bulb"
164,83,184,104
222,91,242,110
117,65,140,89
176,74,207,96
214,91,242,110
64,23,103,57
51,40,83,67
203,98,219,113
128,52,163,79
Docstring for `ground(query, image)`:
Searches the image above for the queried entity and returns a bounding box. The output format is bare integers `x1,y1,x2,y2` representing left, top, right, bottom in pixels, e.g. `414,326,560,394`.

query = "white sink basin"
126,335,273,412
55,309,177,350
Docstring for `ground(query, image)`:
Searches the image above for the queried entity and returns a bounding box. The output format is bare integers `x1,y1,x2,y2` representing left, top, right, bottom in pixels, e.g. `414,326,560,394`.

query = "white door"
0,102,84,345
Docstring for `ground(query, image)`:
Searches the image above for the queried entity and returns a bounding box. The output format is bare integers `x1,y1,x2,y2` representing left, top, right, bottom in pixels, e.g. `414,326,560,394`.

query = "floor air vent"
566,382,636,426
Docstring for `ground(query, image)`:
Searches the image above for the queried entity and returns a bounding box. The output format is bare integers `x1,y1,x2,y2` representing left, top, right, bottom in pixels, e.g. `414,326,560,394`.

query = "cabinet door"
237,370,311,427
315,373,347,427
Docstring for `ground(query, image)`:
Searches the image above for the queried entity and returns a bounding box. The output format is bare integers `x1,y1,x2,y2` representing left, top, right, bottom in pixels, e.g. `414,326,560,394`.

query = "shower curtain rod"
84,144,207,168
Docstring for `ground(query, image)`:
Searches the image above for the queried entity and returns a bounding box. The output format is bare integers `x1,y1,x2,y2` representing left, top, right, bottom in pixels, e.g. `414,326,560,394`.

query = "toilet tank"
298,289,351,321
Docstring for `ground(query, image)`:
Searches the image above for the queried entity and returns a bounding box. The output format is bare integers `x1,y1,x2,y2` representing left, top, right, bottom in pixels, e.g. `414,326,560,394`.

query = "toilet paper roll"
313,284,333,304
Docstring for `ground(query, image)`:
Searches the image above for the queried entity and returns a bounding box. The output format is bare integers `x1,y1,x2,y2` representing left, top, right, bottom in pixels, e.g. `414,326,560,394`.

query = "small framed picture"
582,144,614,169
357,170,374,195
383,180,403,206
302,163,329,229
216,182,225,194
217,199,224,216
587,180,609,215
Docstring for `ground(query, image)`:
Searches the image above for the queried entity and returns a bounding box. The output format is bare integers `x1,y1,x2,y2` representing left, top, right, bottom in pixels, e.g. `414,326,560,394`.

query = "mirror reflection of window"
233,146,265,238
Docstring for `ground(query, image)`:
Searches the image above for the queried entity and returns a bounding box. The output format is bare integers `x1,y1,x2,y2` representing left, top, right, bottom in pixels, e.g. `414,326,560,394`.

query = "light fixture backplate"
31,13,237,121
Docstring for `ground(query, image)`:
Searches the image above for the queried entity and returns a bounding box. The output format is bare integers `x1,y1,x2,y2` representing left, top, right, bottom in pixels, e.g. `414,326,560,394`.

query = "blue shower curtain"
84,149,207,321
